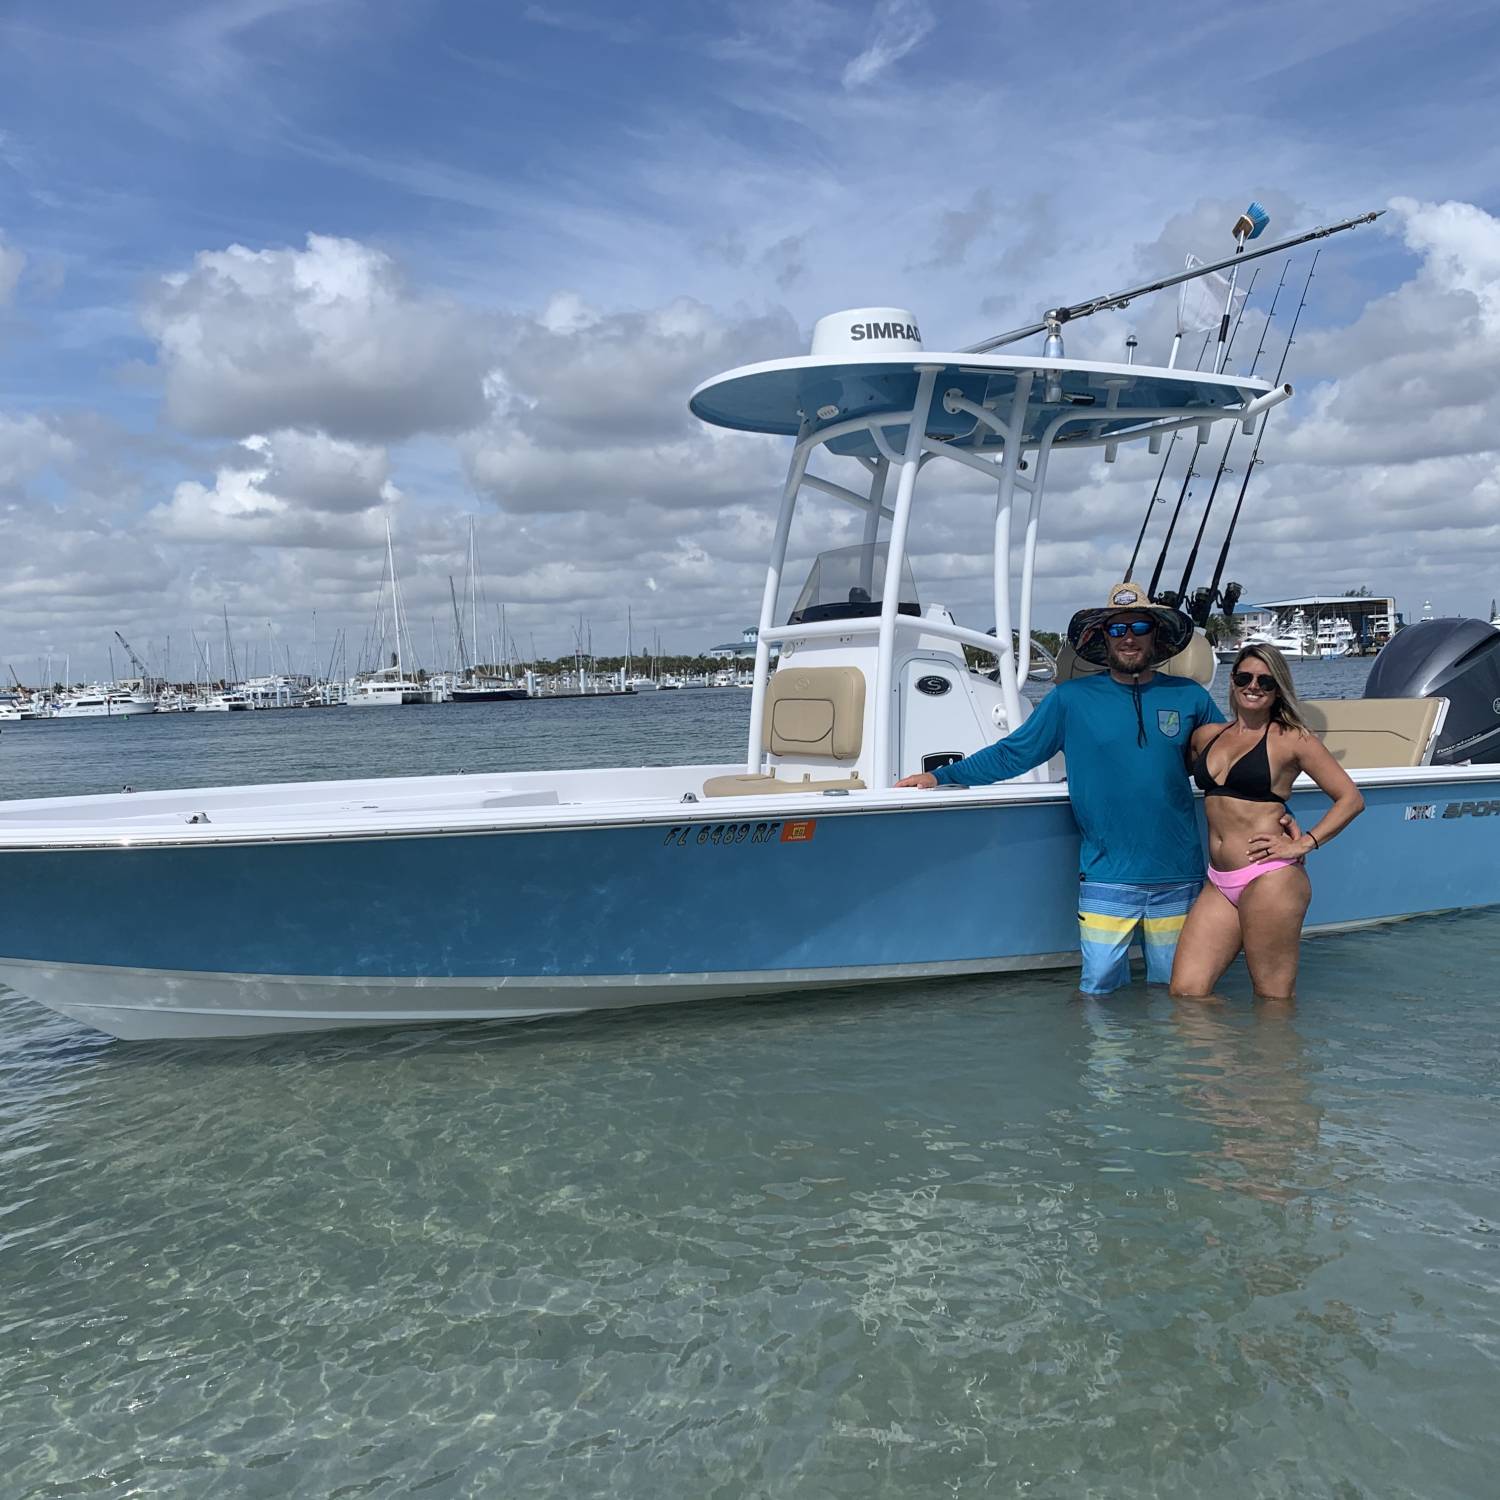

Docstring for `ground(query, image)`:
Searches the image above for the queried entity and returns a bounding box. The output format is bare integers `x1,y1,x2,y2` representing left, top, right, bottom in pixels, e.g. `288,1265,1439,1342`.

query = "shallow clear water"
3,663,1497,1496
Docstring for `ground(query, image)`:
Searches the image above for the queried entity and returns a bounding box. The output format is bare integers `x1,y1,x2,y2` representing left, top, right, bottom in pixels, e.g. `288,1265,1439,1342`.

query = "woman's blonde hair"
1232,642,1309,733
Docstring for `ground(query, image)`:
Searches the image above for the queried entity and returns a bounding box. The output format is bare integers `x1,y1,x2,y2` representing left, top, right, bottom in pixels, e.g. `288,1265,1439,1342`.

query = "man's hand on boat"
895,772,940,789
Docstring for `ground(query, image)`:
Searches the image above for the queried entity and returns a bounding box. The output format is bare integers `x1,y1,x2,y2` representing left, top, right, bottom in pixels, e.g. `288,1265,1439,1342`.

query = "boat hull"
2,772,1498,1039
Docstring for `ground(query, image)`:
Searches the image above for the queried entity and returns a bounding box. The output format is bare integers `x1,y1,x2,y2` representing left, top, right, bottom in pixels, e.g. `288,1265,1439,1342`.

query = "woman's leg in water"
1169,883,1244,998
1237,865,1312,1001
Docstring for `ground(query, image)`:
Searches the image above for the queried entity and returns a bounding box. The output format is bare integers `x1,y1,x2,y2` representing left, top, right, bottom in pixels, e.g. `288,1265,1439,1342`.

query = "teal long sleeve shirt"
932,673,1224,883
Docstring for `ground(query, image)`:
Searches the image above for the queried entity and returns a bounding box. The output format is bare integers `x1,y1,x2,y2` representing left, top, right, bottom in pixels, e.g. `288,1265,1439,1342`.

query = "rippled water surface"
3,666,1498,1496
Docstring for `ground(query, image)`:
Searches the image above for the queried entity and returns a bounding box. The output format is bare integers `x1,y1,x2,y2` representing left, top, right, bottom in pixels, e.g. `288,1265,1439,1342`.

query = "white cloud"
260,428,396,513
841,0,936,89
148,429,397,547
464,297,798,511
141,234,496,441
0,412,74,491
1394,195,1500,327
1276,197,1500,468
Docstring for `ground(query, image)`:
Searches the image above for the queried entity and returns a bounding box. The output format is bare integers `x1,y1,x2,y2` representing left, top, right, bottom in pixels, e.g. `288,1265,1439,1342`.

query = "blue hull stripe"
1,783,1498,981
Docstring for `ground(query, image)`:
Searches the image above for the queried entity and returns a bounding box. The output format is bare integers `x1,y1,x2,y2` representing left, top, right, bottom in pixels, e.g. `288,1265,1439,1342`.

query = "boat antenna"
1124,331,1212,579
1145,266,1260,601
962,208,1381,354
1173,259,1291,611
1203,250,1320,620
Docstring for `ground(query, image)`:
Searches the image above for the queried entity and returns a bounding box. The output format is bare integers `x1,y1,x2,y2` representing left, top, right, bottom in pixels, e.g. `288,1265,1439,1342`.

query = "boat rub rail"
1,763,1498,852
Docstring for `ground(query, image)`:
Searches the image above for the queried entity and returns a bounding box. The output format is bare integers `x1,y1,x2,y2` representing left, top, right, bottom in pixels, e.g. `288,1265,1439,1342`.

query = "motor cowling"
1364,618,1500,765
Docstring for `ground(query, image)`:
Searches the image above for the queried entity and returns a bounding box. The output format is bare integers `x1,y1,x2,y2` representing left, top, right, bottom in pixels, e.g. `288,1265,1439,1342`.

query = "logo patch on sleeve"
1157,709,1181,738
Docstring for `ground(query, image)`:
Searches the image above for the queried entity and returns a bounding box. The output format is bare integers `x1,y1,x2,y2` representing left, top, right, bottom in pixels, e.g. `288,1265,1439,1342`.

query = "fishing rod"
1124,331,1212,579
963,208,1381,354
1203,250,1321,617
1145,266,1260,600
1173,260,1291,613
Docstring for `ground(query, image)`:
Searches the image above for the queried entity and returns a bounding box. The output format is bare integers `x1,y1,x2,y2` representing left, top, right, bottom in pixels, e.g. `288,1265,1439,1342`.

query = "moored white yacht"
4,207,1499,1041
350,670,440,706
52,687,157,718
1315,616,1356,658
197,689,251,712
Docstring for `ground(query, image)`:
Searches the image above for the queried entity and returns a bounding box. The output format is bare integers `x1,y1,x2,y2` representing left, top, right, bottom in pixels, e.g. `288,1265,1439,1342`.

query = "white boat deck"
2,758,1497,851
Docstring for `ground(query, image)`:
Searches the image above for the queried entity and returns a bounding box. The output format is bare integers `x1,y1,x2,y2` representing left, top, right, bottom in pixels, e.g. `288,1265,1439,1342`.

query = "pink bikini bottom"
1206,858,1305,908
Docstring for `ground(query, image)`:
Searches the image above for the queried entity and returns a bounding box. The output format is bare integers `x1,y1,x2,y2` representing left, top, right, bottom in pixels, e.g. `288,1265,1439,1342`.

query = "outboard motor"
1363,618,1500,765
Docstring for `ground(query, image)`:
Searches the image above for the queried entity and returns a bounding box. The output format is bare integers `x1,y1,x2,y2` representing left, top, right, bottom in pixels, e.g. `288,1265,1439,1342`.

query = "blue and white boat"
4,220,1500,1039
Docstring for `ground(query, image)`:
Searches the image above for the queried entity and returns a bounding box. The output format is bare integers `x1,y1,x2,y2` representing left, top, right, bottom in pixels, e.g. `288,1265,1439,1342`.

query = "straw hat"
1066,580,1194,668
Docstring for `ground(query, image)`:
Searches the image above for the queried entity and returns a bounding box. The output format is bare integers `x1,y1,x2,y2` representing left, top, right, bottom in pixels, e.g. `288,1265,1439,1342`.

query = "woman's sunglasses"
1105,620,1156,638
1232,670,1276,691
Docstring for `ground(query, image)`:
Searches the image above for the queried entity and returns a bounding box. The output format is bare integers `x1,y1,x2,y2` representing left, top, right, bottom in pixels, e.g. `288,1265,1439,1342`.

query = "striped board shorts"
1077,880,1202,995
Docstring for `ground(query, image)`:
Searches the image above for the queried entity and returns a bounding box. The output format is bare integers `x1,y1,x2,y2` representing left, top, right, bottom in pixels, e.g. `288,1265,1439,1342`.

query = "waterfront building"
706,626,760,661
1237,594,1401,656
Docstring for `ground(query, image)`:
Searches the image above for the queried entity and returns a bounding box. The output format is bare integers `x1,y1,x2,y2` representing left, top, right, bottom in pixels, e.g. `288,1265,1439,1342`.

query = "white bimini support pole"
745,445,811,773
871,368,939,789
991,373,1033,738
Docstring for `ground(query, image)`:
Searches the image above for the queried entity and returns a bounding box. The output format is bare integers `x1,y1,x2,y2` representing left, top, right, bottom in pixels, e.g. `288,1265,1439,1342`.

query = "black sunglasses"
1105,620,1155,638
1232,670,1276,691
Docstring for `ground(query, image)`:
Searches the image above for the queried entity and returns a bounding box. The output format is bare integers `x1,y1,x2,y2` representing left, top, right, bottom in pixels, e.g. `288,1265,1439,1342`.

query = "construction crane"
113,631,154,689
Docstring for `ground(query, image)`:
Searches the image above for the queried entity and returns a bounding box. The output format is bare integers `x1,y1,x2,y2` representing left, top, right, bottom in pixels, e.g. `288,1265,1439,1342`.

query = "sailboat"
350,521,439,706
449,520,528,702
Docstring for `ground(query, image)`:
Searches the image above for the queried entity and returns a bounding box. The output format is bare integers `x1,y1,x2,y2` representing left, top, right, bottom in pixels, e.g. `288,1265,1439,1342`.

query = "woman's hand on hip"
1248,828,1309,862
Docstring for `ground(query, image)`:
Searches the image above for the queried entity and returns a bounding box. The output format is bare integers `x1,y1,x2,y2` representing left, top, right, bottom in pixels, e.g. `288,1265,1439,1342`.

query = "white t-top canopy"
690,352,1273,457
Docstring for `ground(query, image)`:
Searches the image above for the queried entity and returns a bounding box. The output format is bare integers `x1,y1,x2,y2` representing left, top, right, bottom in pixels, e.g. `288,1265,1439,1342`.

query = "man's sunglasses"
1232,670,1276,691
1105,620,1155,638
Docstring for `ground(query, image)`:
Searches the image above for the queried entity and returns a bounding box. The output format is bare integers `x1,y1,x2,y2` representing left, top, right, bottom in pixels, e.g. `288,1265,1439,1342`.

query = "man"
895,581,1223,994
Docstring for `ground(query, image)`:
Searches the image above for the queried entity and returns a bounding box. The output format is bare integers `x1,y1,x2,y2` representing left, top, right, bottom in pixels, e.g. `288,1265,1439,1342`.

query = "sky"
2,0,1500,684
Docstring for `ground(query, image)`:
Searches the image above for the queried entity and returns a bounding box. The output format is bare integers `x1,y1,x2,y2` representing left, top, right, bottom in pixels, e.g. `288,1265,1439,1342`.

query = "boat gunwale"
1,761,1496,853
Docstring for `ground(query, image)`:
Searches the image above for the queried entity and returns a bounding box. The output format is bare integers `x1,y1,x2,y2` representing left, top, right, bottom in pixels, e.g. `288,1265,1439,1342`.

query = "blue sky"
3,0,1500,681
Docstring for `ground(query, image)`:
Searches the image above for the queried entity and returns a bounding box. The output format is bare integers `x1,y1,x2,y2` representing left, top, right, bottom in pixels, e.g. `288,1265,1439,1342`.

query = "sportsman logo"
1157,709,1181,738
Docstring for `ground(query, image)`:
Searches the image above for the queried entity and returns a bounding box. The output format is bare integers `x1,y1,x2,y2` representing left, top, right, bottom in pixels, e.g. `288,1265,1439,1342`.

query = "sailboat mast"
387,520,403,679
449,576,468,673
468,519,480,675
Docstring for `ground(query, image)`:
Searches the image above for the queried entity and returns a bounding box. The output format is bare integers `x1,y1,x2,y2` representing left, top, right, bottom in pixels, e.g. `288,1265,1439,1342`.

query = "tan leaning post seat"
703,666,867,797
1300,697,1447,770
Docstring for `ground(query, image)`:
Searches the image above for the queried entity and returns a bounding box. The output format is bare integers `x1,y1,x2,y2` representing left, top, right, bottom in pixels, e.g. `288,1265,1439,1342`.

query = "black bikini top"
1192,723,1286,805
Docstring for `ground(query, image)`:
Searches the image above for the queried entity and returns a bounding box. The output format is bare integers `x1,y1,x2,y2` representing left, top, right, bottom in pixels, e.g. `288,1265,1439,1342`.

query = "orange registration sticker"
780,819,816,844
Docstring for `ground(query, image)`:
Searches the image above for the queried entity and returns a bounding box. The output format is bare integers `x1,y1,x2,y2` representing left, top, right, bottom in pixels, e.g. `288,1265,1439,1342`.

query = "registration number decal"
661,819,816,848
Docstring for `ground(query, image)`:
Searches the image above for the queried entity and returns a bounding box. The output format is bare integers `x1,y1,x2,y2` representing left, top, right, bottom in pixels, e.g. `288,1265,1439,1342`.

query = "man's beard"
1107,647,1148,673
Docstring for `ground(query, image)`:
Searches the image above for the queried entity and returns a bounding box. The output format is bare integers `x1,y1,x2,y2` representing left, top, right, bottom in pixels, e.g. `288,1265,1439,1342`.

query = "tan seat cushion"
1053,640,1101,683
1162,630,1216,686
702,772,867,798
763,666,865,759
1301,697,1446,770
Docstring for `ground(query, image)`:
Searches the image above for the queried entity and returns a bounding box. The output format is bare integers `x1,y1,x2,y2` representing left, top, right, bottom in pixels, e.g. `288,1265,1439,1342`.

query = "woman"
1171,644,1364,1001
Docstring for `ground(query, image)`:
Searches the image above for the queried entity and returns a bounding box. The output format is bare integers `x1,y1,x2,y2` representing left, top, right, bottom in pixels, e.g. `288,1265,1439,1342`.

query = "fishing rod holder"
1238,383,1292,433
